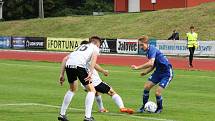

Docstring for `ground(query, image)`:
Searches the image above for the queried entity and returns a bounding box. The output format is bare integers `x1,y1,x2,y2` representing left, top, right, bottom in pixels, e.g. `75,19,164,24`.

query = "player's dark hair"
190,26,194,29
80,40,89,45
89,36,101,43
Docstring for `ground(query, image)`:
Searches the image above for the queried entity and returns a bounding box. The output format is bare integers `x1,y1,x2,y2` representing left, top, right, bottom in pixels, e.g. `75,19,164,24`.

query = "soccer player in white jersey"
58,36,101,121
82,63,134,114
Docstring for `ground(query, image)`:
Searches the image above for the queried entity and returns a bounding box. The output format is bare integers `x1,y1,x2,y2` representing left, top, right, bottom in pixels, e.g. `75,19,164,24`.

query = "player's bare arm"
140,66,155,76
95,64,109,76
131,58,155,70
59,55,69,86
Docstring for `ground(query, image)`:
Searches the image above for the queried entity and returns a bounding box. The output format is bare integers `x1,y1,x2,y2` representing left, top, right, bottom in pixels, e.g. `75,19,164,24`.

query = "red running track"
0,50,215,71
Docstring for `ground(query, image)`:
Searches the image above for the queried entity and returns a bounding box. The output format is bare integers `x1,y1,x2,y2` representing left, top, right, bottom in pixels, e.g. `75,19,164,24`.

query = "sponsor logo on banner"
117,39,138,54
12,37,26,49
0,37,11,48
156,40,215,56
196,41,215,55
100,39,110,52
100,39,117,53
25,37,46,49
47,38,87,51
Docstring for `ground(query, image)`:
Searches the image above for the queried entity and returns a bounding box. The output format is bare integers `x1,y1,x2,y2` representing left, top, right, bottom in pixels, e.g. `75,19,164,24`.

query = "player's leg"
59,81,78,121
81,83,107,112
137,81,155,112
95,82,124,109
77,67,96,121
143,81,155,106
95,82,134,114
58,68,78,121
138,72,159,113
60,81,78,114
108,89,134,114
155,86,164,113
191,47,195,67
108,88,124,109
95,92,108,112
84,83,96,121
188,47,194,67
155,68,173,113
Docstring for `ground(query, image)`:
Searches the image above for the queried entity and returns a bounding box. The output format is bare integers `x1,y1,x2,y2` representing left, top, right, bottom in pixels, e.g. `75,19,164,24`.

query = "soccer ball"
144,101,157,113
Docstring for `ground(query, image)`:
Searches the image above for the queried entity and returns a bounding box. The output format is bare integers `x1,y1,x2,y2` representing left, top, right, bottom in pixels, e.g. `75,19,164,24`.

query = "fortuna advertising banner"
47,37,88,51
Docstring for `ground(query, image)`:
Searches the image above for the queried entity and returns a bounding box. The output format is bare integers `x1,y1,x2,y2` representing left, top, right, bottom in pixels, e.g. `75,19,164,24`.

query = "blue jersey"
146,45,171,71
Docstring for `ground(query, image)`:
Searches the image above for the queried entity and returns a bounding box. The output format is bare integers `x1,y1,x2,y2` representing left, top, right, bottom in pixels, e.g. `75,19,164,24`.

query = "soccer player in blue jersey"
131,35,174,113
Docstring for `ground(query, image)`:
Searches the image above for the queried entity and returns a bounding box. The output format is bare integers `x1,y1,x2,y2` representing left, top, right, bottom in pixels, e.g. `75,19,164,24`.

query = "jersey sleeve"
148,46,156,59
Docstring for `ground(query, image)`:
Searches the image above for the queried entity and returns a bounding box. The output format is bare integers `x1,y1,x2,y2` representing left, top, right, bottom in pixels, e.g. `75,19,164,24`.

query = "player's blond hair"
138,35,149,43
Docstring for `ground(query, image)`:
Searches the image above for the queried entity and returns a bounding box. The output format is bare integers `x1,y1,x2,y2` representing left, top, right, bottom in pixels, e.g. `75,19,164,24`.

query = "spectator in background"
186,26,198,68
168,30,179,40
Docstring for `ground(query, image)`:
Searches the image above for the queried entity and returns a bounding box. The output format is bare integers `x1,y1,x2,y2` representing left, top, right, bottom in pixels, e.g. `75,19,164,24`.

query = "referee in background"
186,26,198,68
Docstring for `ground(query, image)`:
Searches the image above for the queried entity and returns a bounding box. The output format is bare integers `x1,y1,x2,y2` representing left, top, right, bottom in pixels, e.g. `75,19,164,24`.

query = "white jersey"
66,43,100,68
91,69,102,86
80,68,102,90
84,61,102,86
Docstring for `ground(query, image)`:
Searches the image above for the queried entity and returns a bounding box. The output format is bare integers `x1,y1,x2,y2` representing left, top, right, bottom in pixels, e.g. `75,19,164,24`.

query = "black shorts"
65,66,91,85
95,82,111,94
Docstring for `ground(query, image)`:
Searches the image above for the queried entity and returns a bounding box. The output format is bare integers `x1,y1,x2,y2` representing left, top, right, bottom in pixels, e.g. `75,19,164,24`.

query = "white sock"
85,92,95,118
60,90,74,115
112,94,124,109
95,95,104,110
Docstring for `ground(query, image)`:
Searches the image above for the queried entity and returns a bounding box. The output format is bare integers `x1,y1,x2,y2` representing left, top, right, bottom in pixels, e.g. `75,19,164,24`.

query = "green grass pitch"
0,60,215,121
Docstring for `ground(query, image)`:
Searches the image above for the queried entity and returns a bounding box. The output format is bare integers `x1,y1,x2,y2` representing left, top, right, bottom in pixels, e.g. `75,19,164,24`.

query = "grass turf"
0,60,215,121
0,2,215,40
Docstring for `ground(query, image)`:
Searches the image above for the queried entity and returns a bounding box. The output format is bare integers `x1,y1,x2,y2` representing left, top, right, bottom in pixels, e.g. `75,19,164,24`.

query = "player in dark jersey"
131,35,174,113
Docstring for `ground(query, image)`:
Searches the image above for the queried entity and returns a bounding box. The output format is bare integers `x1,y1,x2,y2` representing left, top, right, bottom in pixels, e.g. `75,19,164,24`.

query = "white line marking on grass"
0,103,175,121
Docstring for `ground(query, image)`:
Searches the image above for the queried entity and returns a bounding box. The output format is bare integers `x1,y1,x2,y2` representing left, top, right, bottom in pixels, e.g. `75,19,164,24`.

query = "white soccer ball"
144,101,157,113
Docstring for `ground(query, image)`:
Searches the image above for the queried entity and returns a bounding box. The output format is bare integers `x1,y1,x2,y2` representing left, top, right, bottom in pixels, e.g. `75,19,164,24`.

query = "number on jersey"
77,45,88,51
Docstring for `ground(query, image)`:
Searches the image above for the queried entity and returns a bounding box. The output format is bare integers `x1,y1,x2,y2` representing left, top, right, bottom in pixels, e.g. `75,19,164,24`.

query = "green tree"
79,0,113,15
3,0,113,20
3,0,38,20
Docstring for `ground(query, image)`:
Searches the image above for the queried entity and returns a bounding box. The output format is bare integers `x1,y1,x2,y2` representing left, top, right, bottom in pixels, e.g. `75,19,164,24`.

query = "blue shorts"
148,67,174,88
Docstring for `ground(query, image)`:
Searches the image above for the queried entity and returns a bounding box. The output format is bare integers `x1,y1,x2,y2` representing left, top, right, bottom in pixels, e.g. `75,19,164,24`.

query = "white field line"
0,103,175,121
0,62,215,79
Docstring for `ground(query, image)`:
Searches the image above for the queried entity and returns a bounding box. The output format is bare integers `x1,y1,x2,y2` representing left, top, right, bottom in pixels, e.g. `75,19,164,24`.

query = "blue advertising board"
12,37,26,49
0,36,11,48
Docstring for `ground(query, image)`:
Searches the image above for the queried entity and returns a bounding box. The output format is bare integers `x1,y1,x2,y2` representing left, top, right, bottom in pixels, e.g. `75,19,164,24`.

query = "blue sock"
156,96,163,109
143,90,150,106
